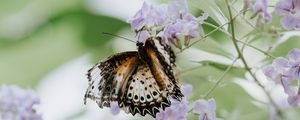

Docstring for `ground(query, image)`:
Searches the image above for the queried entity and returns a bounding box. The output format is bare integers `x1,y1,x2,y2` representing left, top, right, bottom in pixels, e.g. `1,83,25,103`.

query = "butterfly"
84,37,183,117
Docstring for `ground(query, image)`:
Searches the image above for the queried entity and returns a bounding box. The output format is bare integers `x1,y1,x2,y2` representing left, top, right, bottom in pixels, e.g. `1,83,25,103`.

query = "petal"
193,99,208,114
262,65,280,80
198,12,209,23
280,15,297,30
181,84,193,97
199,113,209,120
291,66,300,81
262,12,272,23
272,57,290,69
153,4,168,26
110,101,120,115
280,74,294,95
168,0,188,16
275,0,294,15
137,30,150,43
131,18,145,30
252,0,268,12
288,48,300,62
207,98,216,110
287,94,300,106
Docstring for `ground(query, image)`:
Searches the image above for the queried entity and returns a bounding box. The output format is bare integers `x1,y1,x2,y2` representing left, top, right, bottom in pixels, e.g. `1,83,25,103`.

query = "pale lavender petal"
193,99,206,114
252,0,268,12
155,97,189,120
272,57,290,69
288,48,300,62
137,30,150,43
198,12,209,23
127,2,149,30
130,18,145,30
280,73,294,95
110,101,120,115
252,0,272,23
262,65,279,80
181,84,193,97
287,94,300,106
153,4,168,27
262,12,272,23
281,15,298,30
0,85,42,120
194,98,217,120
207,99,216,110
168,0,188,19
275,0,294,16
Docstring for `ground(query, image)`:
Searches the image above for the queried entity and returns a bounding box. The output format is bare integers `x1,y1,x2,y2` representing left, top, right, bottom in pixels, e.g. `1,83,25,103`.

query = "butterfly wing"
85,38,183,118
84,51,139,108
119,62,171,117
137,37,183,101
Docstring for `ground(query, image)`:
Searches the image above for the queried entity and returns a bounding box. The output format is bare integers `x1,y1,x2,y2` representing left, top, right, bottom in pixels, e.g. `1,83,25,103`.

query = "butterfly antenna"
101,32,136,43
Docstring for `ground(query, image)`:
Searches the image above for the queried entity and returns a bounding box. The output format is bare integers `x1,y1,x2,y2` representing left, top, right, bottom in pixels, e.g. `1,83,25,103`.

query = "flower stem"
225,0,284,118
203,58,238,99
203,21,276,59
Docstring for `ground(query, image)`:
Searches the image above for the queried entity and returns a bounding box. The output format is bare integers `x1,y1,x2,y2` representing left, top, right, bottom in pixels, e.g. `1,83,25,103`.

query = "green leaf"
195,60,246,77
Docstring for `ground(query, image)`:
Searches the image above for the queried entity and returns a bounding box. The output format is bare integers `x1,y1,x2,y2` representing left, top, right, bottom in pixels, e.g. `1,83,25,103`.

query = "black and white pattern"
84,37,183,118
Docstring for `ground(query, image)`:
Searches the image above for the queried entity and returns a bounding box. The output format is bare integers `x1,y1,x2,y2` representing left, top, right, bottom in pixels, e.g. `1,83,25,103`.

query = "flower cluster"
251,0,272,23
128,0,208,47
275,0,300,30
155,84,218,120
0,85,42,120
263,48,300,106
245,0,300,30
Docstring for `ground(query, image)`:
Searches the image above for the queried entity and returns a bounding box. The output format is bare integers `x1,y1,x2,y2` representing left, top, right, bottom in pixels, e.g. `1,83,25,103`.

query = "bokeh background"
1,0,300,120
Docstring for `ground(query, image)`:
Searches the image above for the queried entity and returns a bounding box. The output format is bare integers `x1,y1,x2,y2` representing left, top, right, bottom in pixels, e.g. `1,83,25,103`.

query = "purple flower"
159,12,208,45
0,85,42,120
287,91,300,106
263,48,300,106
193,98,217,120
288,48,300,80
155,85,220,120
263,57,294,95
137,30,150,43
110,101,120,115
167,0,188,20
155,98,189,120
181,84,193,97
128,2,157,30
154,84,192,120
128,0,208,46
251,0,272,23
275,0,300,30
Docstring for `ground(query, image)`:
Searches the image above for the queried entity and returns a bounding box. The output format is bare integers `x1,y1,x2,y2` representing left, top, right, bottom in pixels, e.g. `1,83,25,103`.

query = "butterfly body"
84,37,183,117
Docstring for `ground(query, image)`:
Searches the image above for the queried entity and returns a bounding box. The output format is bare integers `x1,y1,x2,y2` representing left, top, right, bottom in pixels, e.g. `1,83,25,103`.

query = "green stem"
203,58,238,98
176,22,229,54
203,21,275,59
236,40,276,59
225,0,283,118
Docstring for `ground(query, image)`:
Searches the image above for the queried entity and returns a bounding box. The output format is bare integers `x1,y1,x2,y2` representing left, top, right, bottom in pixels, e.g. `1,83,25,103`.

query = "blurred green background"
1,0,300,120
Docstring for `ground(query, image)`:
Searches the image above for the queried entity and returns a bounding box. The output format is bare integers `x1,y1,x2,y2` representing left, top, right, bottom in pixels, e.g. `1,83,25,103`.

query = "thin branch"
176,22,229,54
225,0,284,118
203,20,275,59
203,58,238,99
236,40,276,59
101,32,136,43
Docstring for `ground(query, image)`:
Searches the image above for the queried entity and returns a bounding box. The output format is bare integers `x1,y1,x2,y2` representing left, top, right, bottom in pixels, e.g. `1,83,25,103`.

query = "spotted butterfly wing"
138,37,183,100
84,51,139,107
119,62,171,117
84,37,183,117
